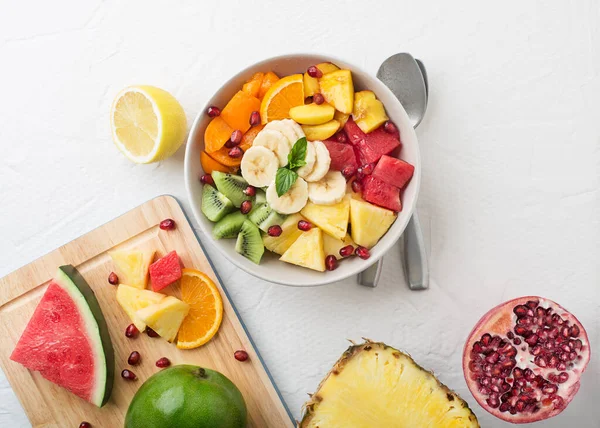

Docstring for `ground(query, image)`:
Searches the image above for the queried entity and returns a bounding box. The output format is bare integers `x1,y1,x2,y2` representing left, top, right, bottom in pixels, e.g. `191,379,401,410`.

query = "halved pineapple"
352,90,388,133
301,196,350,240
116,284,165,331
279,228,325,272
136,295,190,342
301,341,480,428
322,233,355,260
263,213,305,255
319,70,354,114
350,198,396,248
109,248,155,289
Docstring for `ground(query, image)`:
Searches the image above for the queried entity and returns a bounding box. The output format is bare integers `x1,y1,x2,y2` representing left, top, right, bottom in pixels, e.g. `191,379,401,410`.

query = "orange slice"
176,269,223,349
260,74,304,124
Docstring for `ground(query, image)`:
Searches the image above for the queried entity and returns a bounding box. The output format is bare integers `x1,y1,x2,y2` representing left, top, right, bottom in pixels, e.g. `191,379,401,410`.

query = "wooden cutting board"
0,195,294,428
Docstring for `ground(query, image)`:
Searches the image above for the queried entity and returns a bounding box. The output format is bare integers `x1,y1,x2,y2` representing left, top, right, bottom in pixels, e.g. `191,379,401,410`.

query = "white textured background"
1,1,599,427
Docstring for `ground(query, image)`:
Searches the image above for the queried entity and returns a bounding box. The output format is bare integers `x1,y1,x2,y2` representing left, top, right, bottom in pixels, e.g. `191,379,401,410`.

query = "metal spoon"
357,53,429,289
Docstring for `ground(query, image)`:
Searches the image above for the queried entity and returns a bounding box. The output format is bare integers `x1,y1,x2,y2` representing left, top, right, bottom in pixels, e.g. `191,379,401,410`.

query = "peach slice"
204,116,234,153
352,90,389,133
258,71,280,100
200,151,231,174
290,103,335,125
221,91,261,134
301,119,340,141
334,110,350,128
242,72,264,98
303,63,340,98
319,70,354,114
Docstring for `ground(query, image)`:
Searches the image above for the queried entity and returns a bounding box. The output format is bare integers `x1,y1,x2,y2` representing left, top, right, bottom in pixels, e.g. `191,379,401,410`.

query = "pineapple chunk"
350,198,396,248
301,120,340,141
136,296,190,342
279,228,325,272
352,90,389,133
263,213,304,255
318,69,354,114
300,341,480,428
116,284,165,331
303,63,340,97
333,110,350,128
315,62,340,75
289,103,335,125
109,248,155,289
323,233,355,260
301,196,350,240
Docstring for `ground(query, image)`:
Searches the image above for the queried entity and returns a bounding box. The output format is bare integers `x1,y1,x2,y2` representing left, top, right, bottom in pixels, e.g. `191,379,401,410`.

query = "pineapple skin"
300,341,480,428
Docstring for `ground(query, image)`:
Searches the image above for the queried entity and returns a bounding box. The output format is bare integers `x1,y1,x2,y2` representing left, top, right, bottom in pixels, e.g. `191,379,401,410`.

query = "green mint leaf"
288,137,307,170
275,168,298,197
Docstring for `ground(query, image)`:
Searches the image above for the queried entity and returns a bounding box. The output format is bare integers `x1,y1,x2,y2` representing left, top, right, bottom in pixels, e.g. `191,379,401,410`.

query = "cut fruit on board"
116,284,165,331
300,341,479,427
136,295,189,343
149,250,182,292
109,248,155,290
10,266,114,407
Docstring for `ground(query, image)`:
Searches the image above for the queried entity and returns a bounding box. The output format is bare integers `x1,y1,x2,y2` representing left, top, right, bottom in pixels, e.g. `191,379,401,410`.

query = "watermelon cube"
361,175,402,212
323,139,358,171
344,118,401,165
372,155,414,189
149,251,182,292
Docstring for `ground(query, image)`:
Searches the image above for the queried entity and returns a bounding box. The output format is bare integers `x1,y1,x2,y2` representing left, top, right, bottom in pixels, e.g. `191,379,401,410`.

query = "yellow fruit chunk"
301,196,350,240
116,284,165,331
177,269,223,350
263,213,305,255
352,90,389,133
109,249,155,289
334,110,350,128
350,198,397,248
280,228,325,272
260,74,304,123
316,62,340,75
110,86,187,164
319,70,354,114
303,73,320,98
289,103,335,125
136,296,190,342
323,233,355,260
302,120,340,141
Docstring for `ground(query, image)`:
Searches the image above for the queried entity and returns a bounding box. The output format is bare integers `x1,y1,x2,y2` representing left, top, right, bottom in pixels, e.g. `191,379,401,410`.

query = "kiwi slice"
235,220,264,264
248,203,286,232
213,211,247,239
212,171,252,208
255,189,266,204
201,185,234,222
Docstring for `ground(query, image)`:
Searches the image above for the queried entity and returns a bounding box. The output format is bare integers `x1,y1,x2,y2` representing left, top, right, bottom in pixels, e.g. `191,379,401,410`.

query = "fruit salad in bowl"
184,54,420,286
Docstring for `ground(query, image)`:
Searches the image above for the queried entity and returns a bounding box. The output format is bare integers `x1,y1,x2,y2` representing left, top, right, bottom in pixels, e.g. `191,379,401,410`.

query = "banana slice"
266,177,308,214
286,119,306,141
253,129,291,167
296,140,317,179
241,146,279,187
307,170,346,205
304,140,331,182
264,120,296,148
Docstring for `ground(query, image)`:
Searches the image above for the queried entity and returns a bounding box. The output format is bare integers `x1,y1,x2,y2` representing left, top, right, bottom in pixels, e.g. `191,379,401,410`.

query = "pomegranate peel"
463,296,590,424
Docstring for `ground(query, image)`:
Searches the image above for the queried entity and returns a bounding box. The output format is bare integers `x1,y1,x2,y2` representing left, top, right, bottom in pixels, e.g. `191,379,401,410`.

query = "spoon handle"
403,213,429,289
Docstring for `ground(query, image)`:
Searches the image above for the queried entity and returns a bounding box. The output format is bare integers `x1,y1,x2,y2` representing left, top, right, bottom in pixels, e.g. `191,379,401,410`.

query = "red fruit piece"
159,218,176,231
361,175,402,212
322,139,358,171
125,323,139,338
234,350,249,361
108,272,119,285
344,118,401,165
149,251,182,292
463,296,590,424
372,155,414,189
155,357,171,368
325,255,338,271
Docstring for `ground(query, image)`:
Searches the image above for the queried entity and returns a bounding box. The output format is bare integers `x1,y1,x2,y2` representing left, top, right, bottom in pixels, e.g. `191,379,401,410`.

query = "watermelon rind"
55,265,115,407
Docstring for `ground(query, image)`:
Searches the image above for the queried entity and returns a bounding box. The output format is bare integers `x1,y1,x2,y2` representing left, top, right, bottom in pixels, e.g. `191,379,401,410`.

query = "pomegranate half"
463,296,590,424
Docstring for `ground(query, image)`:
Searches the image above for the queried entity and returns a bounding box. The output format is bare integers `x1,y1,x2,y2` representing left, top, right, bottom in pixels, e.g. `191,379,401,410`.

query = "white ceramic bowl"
184,54,420,286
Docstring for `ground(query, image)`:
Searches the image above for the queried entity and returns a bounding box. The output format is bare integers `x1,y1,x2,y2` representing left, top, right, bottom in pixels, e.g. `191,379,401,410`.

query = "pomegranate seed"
339,245,354,258
240,200,252,214
383,121,397,134
361,163,374,175
297,220,312,231
356,168,365,181
341,165,356,179
108,272,119,285
159,218,176,231
336,132,347,143
79,422,92,428
355,246,370,260
224,139,238,148
268,225,282,237
125,324,139,338
513,305,528,318
243,186,256,197
249,111,261,126
351,180,362,193
200,174,214,185
306,66,323,78
121,369,137,381
207,106,221,117
325,255,338,271
128,351,141,366
557,372,569,383
146,327,159,338
313,93,325,105
228,146,243,158
234,350,249,361
156,357,171,368
570,324,580,337
230,129,243,144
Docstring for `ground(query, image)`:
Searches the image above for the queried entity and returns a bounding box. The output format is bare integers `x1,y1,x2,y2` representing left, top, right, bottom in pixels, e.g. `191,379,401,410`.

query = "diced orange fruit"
258,71,280,99
240,124,265,151
260,74,305,124
204,116,234,153
206,145,242,167
176,269,223,349
242,72,264,98
221,91,261,134
200,151,230,174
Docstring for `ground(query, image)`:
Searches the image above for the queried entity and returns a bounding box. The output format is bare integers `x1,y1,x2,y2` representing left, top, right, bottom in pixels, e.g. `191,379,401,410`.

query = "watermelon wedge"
344,118,401,165
361,175,402,212
149,250,182,292
322,139,358,171
372,155,415,189
10,265,114,407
